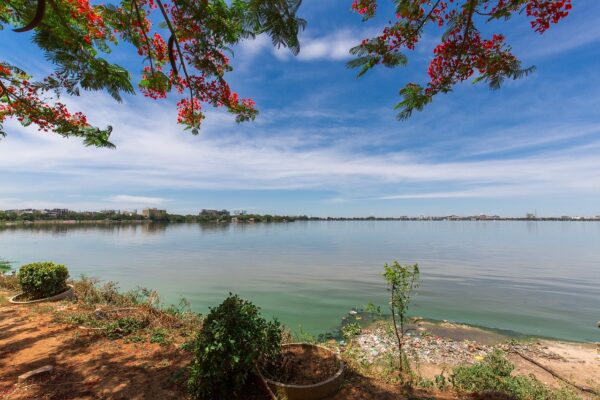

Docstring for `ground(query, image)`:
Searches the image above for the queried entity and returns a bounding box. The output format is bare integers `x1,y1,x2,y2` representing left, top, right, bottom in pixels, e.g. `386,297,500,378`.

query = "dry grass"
0,273,19,292
50,276,203,342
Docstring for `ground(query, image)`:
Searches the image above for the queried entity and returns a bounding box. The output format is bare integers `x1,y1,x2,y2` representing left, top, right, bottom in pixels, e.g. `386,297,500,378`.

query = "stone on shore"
18,365,53,384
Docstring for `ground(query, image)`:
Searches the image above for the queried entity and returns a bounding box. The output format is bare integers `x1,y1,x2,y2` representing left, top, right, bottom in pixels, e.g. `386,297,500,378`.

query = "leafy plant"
451,350,580,400
341,322,362,340
188,293,282,400
365,301,383,318
382,261,420,373
18,262,69,299
434,372,448,391
105,317,147,340
150,328,171,345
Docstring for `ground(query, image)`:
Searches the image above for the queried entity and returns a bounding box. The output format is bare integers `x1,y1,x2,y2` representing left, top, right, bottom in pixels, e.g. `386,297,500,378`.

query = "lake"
1,221,599,341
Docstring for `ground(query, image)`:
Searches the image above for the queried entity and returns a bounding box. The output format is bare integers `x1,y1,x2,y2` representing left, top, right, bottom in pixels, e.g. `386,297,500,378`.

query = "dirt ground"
1,295,598,400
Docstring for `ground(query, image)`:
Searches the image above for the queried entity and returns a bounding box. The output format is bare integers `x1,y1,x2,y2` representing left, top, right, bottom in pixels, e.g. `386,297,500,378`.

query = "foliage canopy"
0,0,572,147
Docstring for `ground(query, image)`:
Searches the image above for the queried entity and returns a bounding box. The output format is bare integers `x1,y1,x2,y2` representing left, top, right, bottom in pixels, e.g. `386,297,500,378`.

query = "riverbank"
0,219,148,227
1,282,598,399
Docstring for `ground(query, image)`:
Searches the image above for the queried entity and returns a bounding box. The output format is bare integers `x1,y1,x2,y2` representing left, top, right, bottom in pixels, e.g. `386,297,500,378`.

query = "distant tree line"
0,210,311,224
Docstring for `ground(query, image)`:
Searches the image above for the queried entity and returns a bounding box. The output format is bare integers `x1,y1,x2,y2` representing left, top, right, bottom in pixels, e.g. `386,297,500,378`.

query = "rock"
596,321,600,328
348,310,358,315
18,365,53,384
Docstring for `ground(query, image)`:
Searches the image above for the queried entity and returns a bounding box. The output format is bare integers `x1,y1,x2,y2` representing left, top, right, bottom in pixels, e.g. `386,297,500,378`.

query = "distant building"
142,208,167,219
232,210,247,216
199,209,230,217
44,208,69,218
525,213,536,219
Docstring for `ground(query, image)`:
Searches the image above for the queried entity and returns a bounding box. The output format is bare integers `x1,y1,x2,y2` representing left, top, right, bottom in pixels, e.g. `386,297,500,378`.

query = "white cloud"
296,29,361,61
1,89,600,210
237,29,365,63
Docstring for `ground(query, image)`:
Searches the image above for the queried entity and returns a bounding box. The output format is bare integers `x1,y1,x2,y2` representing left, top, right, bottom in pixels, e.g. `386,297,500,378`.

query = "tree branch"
154,0,196,127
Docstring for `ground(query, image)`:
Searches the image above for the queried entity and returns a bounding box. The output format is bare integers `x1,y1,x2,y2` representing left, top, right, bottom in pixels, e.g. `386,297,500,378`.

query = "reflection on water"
1,221,599,341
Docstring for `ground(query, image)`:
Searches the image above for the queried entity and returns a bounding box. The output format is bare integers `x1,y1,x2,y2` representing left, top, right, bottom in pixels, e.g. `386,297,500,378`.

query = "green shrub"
18,262,69,299
188,293,282,400
150,328,171,345
341,322,362,340
451,350,580,400
105,317,147,340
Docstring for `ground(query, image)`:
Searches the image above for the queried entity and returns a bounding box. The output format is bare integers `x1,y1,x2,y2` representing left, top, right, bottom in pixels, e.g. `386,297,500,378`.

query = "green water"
1,221,599,341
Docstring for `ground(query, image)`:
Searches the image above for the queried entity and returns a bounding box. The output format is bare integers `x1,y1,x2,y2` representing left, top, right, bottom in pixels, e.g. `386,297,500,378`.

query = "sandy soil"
1,294,598,400
0,304,189,400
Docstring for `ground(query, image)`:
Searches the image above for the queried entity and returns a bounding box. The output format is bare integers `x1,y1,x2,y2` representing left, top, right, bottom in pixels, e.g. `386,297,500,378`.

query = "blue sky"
1,1,600,217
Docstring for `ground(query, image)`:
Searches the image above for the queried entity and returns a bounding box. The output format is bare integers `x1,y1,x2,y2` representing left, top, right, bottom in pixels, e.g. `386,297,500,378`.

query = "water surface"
1,221,598,341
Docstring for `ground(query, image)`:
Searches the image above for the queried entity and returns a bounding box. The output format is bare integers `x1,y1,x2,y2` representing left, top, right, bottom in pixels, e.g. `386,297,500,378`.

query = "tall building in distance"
142,208,167,219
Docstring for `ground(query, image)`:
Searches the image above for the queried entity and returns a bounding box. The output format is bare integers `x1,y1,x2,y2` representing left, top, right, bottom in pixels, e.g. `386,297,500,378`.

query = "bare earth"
1,294,599,400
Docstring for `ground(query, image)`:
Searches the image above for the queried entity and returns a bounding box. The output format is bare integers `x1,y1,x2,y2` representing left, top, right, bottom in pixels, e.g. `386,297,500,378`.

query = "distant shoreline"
1,217,600,227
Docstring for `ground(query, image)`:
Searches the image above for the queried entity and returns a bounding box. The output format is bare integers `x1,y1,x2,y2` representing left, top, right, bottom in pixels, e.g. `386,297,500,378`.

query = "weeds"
341,322,362,340
150,328,172,345
48,275,203,343
451,350,581,400
105,317,147,339
0,272,19,291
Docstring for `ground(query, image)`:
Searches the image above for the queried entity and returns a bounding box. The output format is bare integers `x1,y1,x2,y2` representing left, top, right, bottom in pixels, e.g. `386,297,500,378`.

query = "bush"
451,350,580,400
18,262,69,299
105,317,147,340
341,322,362,340
188,293,282,400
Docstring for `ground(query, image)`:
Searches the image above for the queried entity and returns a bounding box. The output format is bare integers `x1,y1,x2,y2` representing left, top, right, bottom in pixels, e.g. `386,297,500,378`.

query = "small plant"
419,378,434,389
365,301,383,318
18,262,69,299
294,325,317,343
341,322,362,340
188,293,282,400
105,317,146,340
382,261,420,373
125,335,145,343
150,328,171,345
434,372,448,391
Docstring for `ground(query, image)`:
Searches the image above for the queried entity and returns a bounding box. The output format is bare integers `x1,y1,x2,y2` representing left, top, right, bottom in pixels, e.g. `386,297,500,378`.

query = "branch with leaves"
0,0,305,146
348,0,572,119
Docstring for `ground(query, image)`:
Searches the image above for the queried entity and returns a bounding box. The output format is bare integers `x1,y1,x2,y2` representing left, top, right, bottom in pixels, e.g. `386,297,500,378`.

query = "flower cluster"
62,0,112,43
120,0,257,131
352,0,376,19
1,64,90,135
525,0,572,33
427,33,515,93
349,0,573,118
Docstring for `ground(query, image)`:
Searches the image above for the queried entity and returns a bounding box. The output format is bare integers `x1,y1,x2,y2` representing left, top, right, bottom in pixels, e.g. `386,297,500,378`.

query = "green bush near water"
18,262,69,299
188,293,282,400
451,350,580,400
